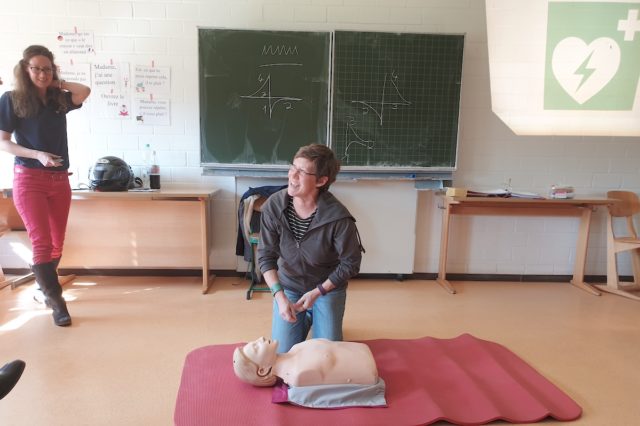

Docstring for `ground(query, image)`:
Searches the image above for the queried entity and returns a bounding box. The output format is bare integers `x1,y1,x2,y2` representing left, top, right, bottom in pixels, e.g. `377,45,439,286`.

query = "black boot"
31,262,72,327
0,360,26,400
33,257,61,307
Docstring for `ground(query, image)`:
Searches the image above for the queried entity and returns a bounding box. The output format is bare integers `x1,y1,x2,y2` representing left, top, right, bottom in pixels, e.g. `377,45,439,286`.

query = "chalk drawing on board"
350,71,411,125
199,29,330,166
240,70,302,119
343,115,375,164
332,31,463,169
342,71,412,163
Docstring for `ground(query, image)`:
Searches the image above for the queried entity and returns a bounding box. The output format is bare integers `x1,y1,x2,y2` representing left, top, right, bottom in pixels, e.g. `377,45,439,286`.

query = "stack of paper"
466,189,545,199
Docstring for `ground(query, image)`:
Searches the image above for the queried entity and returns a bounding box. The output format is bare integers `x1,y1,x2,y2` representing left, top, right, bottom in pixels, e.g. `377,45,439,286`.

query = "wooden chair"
242,194,269,300
593,191,640,301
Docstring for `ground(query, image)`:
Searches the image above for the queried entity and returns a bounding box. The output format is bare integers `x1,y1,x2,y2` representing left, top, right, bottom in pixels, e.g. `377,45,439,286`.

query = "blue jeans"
272,286,347,353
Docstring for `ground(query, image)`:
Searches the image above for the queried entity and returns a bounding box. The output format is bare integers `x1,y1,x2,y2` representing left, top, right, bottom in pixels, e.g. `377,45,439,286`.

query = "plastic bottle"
149,150,161,189
143,144,153,188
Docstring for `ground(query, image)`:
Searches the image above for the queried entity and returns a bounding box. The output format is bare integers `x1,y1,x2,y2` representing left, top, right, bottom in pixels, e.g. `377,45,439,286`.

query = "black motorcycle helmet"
89,156,134,192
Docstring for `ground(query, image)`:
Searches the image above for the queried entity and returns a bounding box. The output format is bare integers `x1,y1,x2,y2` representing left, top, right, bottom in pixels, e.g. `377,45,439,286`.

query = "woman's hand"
49,79,91,105
36,151,63,167
293,290,320,312
275,292,298,323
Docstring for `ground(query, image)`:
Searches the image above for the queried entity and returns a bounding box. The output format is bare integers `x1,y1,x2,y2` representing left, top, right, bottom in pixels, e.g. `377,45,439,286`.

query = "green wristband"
270,282,283,297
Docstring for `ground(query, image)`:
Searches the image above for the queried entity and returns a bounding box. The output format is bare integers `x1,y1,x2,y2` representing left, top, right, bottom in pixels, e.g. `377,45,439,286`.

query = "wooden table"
437,196,615,295
68,186,218,294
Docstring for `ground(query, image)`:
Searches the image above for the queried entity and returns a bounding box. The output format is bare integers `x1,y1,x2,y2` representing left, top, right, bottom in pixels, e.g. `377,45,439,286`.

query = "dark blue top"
0,91,82,171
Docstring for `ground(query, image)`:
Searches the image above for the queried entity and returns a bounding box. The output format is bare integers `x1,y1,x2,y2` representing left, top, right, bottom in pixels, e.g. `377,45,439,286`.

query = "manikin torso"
272,339,378,387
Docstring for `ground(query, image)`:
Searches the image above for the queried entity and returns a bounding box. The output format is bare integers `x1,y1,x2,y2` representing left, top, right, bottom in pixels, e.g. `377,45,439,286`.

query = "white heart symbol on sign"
551,37,620,104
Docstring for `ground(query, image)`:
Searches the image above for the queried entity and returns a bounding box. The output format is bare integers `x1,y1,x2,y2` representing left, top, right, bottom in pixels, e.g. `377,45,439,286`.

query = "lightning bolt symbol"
574,52,596,91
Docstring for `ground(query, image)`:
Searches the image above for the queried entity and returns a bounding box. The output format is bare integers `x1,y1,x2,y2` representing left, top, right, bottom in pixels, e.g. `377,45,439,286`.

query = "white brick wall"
68,1,100,17
0,0,638,274
294,6,327,23
264,5,295,22
99,2,133,19
133,3,167,20
166,3,200,21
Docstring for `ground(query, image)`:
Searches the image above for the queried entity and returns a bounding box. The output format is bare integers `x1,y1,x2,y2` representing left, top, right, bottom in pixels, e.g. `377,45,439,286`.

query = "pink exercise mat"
174,334,581,425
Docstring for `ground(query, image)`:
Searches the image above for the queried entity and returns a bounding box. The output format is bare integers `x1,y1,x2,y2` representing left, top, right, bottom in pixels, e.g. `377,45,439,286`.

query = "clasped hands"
275,289,319,323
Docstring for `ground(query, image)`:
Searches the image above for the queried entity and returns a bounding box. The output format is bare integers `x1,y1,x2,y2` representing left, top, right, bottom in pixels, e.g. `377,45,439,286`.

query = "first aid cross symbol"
618,9,640,41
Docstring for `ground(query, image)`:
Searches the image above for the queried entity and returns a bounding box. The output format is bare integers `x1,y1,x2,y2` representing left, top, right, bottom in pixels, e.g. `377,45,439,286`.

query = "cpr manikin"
233,337,378,387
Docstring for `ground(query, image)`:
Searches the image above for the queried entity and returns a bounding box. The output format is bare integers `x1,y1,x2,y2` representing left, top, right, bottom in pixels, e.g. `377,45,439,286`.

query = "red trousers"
12,165,71,265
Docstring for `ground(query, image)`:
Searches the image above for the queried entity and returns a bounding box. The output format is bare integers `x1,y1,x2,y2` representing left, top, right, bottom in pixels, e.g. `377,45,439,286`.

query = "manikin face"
243,336,278,368
25,55,54,93
287,157,324,199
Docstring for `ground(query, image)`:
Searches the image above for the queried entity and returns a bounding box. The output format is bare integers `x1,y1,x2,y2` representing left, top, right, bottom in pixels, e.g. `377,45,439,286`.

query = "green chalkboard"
331,31,464,169
199,29,331,166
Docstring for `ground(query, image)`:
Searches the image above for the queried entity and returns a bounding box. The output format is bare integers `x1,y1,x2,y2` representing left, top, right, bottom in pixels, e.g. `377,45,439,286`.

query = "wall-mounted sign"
486,0,640,136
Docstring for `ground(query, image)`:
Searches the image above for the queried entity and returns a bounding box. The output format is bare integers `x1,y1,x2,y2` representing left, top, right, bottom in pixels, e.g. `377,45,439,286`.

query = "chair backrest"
239,185,285,250
242,194,268,242
607,191,640,217
607,190,640,239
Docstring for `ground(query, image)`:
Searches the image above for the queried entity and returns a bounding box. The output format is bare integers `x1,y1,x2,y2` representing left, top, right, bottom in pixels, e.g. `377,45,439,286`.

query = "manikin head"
232,337,279,387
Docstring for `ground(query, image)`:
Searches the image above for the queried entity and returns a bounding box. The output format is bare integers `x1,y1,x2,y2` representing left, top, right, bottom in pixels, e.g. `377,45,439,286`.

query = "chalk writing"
240,69,302,118
350,72,411,126
343,71,411,162
342,115,375,163
198,28,330,166
262,45,299,56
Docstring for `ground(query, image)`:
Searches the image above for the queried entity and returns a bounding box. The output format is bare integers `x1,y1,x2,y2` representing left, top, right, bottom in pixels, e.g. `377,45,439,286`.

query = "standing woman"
0,45,91,327
258,144,364,353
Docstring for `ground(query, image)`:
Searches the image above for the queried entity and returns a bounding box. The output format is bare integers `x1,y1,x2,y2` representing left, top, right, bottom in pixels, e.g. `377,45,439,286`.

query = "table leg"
201,197,215,294
570,207,600,296
436,201,456,294
7,272,36,290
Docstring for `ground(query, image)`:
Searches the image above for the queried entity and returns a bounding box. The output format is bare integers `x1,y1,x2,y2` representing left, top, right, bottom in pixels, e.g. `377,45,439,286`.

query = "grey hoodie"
258,188,363,294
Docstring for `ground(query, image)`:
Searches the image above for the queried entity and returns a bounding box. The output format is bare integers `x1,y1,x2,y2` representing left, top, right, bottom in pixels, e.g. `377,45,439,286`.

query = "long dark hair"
11,45,67,118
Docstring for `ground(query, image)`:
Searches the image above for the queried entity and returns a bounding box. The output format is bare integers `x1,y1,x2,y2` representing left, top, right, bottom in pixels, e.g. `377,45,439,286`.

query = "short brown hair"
294,144,340,192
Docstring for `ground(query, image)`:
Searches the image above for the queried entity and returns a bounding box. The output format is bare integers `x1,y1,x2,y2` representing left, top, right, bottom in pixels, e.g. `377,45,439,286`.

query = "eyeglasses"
28,65,54,75
289,164,316,177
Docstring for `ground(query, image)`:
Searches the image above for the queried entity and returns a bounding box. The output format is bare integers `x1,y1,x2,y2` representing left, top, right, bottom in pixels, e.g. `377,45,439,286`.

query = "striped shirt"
286,196,317,242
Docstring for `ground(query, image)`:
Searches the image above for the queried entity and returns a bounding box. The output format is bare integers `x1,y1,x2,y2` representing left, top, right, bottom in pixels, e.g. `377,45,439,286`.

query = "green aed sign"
545,2,640,110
